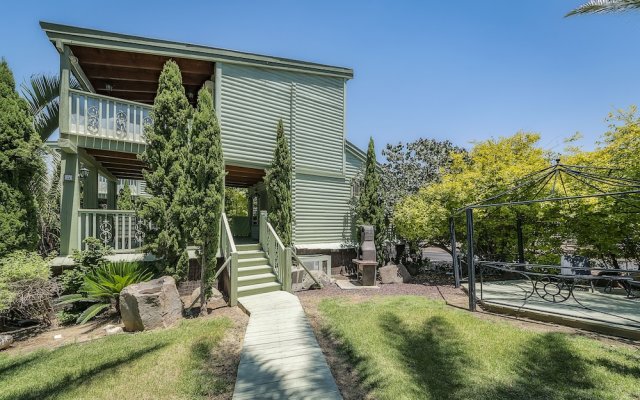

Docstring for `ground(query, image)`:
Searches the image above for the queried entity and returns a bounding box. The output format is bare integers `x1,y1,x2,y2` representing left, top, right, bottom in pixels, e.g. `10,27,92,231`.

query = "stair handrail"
221,213,239,306
259,211,292,291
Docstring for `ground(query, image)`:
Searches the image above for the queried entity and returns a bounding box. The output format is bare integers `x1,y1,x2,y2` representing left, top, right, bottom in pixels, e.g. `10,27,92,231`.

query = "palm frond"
21,74,80,141
567,0,640,16
76,302,110,324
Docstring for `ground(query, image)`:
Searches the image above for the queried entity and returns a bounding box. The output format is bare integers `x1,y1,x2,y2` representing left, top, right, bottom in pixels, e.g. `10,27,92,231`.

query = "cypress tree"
139,60,191,278
265,119,293,246
181,87,224,311
116,181,134,210
355,137,385,264
0,60,44,256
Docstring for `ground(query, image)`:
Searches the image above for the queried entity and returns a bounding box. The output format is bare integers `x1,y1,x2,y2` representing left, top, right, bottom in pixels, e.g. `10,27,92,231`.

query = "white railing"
78,209,145,252
68,89,151,144
259,211,292,291
221,213,239,306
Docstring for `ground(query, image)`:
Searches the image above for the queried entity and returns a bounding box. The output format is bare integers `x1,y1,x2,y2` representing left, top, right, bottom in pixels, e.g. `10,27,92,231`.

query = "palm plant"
57,262,153,324
21,74,80,255
567,0,640,16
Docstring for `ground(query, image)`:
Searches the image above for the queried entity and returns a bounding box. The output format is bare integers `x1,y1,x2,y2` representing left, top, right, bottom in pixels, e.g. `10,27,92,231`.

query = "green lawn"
0,317,233,400
319,296,640,400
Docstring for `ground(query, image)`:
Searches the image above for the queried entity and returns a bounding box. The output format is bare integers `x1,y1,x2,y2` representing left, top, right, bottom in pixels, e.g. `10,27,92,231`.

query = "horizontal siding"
220,64,292,167
294,173,353,244
220,63,344,172
345,148,364,178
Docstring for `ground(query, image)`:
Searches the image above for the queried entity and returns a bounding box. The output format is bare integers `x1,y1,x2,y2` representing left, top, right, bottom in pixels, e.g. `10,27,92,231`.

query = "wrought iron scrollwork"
115,111,127,138
142,116,153,139
99,218,113,246
534,277,573,303
134,218,145,245
87,105,99,134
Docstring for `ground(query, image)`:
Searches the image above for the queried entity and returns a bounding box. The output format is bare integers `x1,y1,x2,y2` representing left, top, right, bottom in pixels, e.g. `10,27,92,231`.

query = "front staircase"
236,243,282,298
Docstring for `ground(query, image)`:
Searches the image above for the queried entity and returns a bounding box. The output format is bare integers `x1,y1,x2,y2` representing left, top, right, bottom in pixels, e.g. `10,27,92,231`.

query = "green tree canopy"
0,60,44,256
265,119,293,247
139,60,191,279
117,181,134,210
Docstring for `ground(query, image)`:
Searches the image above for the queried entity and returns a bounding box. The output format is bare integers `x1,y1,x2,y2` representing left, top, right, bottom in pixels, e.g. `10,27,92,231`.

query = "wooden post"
83,165,98,209
60,151,80,256
284,247,293,292
229,252,238,307
466,208,476,311
106,180,117,210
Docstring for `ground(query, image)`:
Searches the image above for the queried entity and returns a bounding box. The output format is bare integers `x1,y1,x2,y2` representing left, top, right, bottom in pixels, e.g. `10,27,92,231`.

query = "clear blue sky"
2,0,639,154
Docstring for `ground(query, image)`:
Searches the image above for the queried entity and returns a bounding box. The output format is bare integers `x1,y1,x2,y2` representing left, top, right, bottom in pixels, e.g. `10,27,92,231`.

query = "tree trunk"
200,242,207,316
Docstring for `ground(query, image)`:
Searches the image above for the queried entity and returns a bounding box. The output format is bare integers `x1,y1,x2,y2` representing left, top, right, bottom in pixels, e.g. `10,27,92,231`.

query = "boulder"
379,263,412,284
300,270,332,290
119,276,183,332
0,334,13,350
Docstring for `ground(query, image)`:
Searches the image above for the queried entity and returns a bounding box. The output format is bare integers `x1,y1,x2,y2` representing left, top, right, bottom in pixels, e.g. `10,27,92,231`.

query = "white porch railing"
259,211,292,291
221,213,239,306
68,89,152,144
78,209,145,252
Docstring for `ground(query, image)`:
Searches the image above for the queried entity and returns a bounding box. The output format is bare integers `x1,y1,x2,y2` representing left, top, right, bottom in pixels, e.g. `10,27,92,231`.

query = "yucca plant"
57,262,153,324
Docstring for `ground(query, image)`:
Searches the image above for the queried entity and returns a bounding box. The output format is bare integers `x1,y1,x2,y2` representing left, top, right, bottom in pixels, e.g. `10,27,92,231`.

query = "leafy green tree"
355,137,385,264
567,0,640,16
394,132,552,261
0,60,44,257
225,188,248,216
139,61,192,279
117,181,135,210
382,139,466,221
265,119,293,246
180,87,224,310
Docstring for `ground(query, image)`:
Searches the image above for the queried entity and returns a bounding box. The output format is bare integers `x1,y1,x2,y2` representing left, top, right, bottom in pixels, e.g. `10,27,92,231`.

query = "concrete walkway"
233,291,341,400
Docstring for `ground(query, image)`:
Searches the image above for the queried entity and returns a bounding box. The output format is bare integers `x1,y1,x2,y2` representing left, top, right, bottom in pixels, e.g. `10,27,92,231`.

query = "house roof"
40,21,354,80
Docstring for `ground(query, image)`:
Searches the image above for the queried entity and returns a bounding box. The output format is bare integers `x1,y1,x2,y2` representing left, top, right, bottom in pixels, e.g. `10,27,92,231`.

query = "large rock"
0,334,13,351
379,263,412,284
300,270,332,290
119,276,183,332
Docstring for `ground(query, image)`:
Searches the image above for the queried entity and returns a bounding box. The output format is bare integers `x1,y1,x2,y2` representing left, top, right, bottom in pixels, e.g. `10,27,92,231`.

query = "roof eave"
40,21,354,80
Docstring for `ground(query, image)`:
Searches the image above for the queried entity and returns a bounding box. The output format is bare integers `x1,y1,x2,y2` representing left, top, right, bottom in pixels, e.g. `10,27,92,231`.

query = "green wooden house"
43,22,366,300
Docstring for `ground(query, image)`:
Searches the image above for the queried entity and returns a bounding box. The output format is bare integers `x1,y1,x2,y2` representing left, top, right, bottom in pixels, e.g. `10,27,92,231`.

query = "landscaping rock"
0,334,13,350
300,270,332,290
105,326,123,335
119,276,183,332
379,263,412,284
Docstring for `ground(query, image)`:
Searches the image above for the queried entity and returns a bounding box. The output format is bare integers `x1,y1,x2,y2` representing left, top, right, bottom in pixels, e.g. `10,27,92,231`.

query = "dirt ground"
297,277,640,400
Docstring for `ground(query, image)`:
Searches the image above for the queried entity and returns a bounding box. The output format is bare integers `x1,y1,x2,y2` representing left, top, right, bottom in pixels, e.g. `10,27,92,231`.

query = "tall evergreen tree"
355,137,385,264
265,119,293,246
117,181,134,210
181,87,224,311
0,60,44,256
139,60,191,278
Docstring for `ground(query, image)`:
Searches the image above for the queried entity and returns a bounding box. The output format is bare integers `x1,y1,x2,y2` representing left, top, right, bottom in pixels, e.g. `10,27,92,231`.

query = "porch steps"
236,244,282,298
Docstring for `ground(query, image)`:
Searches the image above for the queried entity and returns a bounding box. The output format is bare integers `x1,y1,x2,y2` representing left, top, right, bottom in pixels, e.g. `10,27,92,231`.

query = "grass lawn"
0,317,233,400
319,296,640,400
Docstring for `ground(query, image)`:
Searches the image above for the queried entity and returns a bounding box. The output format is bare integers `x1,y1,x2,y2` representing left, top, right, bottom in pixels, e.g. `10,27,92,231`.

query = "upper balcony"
68,89,152,145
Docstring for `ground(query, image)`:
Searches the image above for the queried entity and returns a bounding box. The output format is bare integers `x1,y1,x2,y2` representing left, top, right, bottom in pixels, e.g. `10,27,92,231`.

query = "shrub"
57,261,153,324
0,251,55,324
71,237,113,270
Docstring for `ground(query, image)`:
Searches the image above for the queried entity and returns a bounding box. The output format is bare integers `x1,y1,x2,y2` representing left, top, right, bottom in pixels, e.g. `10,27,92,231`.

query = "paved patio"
233,291,341,400
467,280,640,337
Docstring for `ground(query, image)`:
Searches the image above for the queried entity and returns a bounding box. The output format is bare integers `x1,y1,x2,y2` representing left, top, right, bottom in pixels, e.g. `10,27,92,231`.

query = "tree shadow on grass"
182,336,232,397
378,312,469,399
481,333,595,400
3,341,170,400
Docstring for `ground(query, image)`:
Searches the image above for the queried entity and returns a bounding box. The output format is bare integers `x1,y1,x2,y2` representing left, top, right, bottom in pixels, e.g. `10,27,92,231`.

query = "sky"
2,0,639,155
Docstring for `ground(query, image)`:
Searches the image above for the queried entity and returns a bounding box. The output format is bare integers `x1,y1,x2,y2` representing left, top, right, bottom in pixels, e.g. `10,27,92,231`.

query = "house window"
351,179,361,198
